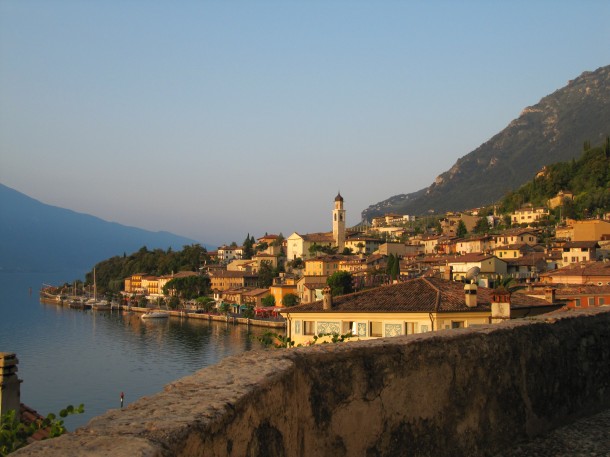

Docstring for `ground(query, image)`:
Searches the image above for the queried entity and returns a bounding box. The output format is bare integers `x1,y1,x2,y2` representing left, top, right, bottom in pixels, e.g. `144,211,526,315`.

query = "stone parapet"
14,308,610,457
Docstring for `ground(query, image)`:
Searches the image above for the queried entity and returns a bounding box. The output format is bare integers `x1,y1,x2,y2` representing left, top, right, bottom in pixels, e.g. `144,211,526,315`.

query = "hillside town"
120,191,610,344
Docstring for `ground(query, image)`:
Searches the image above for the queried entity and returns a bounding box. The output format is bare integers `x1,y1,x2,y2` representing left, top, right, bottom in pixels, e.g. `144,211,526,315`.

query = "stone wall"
15,308,610,457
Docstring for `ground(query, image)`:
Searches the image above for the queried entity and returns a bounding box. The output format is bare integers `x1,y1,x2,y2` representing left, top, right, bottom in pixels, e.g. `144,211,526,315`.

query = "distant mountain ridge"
0,183,203,275
362,65,610,220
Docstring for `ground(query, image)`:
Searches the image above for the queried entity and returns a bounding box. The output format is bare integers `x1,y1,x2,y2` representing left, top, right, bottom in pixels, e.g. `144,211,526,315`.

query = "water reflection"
1,273,274,430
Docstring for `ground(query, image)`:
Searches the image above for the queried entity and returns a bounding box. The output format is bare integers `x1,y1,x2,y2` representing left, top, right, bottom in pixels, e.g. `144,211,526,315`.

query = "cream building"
280,277,558,345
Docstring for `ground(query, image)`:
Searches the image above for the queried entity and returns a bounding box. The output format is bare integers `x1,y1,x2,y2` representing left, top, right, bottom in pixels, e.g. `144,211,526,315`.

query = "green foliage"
327,271,354,297
195,296,216,312
257,331,354,348
257,261,278,288
242,305,255,319
282,293,299,307
84,244,209,295
254,241,268,253
386,254,400,281
167,296,180,310
473,217,490,233
218,302,231,315
162,275,210,299
0,405,84,456
498,141,610,218
287,258,304,269
261,295,276,307
456,220,468,238
242,233,254,260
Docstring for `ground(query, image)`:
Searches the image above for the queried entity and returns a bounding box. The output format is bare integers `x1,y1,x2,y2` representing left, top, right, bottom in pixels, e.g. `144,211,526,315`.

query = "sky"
1,1,609,247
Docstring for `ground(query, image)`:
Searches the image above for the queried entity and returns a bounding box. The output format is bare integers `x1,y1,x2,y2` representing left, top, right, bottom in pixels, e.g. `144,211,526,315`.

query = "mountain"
0,183,202,275
362,65,610,220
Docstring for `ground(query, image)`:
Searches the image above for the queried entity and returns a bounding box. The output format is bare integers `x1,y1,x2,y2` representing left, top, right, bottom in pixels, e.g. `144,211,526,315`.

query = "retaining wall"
15,308,610,457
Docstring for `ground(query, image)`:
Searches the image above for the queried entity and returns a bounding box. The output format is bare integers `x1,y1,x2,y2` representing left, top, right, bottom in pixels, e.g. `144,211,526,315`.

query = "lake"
0,270,271,430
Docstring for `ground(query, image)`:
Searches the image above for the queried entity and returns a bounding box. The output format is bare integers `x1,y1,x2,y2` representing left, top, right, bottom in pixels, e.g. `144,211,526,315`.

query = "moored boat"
141,310,169,319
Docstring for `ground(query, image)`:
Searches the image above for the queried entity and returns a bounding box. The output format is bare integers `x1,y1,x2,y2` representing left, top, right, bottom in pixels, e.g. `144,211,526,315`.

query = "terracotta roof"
282,277,552,314
446,253,499,264
306,254,352,263
553,285,610,296
563,241,600,249
493,243,536,251
242,288,270,297
301,232,335,243
541,261,610,278
209,270,258,278
20,404,51,442
494,228,539,236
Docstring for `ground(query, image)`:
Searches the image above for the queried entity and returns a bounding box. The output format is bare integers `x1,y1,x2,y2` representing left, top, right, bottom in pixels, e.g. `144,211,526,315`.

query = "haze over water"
0,270,268,430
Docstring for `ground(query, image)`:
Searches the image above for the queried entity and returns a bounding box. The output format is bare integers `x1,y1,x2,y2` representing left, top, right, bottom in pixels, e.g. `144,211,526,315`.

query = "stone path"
495,409,610,457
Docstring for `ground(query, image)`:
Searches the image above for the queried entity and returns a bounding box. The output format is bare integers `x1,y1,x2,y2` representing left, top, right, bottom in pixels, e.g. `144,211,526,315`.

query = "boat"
88,268,111,310
68,298,91,310
91,300,111,311
141,310,170,319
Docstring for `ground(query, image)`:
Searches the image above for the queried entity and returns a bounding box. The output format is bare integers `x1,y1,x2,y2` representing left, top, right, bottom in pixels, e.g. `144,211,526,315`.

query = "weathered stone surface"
12,308,610,457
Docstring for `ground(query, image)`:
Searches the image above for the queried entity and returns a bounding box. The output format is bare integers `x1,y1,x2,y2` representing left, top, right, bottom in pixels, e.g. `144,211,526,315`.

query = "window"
304,321,315,335
574,299,581,307
370,321,383,337
599,298,605,305
451,321,465,329
420,324,429,332
342,321,355,335
588,297,595,307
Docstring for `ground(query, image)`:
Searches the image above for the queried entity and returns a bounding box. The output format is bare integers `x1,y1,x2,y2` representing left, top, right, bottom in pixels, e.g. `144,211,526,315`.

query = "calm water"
0,270,270,430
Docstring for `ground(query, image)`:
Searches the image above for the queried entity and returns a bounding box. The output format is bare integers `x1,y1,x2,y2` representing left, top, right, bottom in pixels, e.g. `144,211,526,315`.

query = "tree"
308,243,322,257
168,296,180,310
257,261,276,288
261,295,276,307
473,217,490,233
456,220,468,238
386,254,399,282
243,234,254,260
327,271,354,297
282,293,299,307
242,305,255,319
162,275,210,299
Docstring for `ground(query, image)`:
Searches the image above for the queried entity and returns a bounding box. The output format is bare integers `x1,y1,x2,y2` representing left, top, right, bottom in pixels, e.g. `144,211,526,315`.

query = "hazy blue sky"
1,1,609,247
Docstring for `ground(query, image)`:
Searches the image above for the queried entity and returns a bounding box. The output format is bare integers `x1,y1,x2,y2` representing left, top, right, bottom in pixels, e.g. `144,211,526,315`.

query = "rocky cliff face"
362,65,610,220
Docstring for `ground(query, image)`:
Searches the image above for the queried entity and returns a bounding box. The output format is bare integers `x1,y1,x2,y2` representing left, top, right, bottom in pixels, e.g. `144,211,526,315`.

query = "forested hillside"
499,138,610,218
84,244,209,294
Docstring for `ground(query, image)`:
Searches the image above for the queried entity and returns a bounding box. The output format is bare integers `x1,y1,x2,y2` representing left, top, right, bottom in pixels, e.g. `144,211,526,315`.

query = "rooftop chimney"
544,288,556,303
0,352,22,421
443,265,453,281
491,289,511,323
322,287,332,310
464,282,477,308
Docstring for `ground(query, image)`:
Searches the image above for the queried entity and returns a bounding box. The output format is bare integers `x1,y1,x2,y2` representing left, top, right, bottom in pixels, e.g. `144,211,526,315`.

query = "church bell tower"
333,192,346,251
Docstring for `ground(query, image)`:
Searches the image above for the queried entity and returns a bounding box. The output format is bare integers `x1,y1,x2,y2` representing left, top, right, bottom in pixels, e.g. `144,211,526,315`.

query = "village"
120,191,610,345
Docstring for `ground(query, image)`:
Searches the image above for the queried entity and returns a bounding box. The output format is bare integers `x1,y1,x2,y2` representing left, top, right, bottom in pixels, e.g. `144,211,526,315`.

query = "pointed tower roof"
335,192,344,202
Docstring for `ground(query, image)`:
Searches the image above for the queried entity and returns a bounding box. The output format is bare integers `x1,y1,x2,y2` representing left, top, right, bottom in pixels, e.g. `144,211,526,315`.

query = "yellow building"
548,191,574,210
304,255,347,277
270,284,298,307
511,205,549,224
493,243,541,259
280,277,557,345
571,220,610,242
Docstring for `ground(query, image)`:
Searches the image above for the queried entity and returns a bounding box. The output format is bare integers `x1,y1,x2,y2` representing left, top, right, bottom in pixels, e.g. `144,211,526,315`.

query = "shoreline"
39,296,286,329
